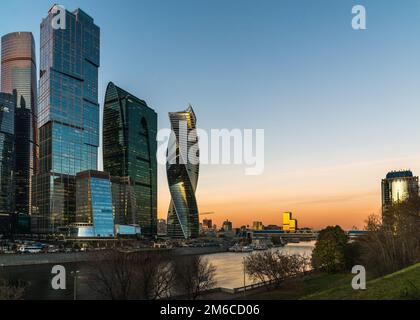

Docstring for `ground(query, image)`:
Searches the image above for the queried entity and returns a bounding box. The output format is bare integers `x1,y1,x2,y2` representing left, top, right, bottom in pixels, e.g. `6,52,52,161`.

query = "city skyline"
2,1,420,229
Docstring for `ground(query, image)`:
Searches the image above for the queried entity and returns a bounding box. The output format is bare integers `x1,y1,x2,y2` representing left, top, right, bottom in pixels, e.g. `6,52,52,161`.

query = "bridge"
251,230,368,242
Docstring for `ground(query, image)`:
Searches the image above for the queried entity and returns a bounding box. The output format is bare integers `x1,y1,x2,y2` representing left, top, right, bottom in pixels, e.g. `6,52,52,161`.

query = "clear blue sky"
2,0,420,228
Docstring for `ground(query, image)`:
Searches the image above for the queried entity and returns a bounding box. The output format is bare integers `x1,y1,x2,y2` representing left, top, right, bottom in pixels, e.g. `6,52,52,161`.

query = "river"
209,242,315,289
0,242,314,299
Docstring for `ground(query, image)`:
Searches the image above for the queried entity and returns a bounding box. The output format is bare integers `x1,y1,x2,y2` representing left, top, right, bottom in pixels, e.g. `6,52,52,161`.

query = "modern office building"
0,92,15,234
222,220,233,232
382,170,419,212
72,171,140,238
202,218,213,230
110,176,137,227
33,7,100,233
166,106,200,239
103,82,157,236
283,212,297,232
74,170,114,238
1,32,38,221
252,221,264,231
157,219,167,235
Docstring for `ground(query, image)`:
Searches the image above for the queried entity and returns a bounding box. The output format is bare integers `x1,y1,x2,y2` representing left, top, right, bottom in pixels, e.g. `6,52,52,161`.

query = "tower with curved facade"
103,82,158,236
1,32,38,221
166,106,199,239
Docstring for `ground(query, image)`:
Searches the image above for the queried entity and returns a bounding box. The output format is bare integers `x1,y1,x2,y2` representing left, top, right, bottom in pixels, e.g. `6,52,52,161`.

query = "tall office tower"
166,106,199,239
74,170,114,238
0,93,15,234
283,212,298,232
252,221,264,231
222,220,233,232
33,7,100,233
382,170,419,214
103,82,157,236
110,176,137,227
1,32,38,219
202,218,213,230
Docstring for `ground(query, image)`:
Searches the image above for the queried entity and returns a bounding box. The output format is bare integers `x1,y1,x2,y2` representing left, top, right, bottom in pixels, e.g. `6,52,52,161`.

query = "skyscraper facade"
0,92,15,234
382,170,419,211
103,82,157,236
166,106,199,239
1,32,38,218
33,7,100,233
75,170,114,238
283,212,298,232
110,176,137,227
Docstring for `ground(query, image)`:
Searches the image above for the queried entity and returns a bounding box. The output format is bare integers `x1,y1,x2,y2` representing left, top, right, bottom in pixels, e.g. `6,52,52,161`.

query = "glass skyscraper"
382,170,419,212
111,176,137,227
166,106,200,239
103,82,157,236
1,32,38,219
75,170,114,238
33,7,100,233
0,92,15,234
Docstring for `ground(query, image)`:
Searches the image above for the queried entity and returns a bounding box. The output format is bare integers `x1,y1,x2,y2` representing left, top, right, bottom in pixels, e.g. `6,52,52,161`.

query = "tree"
174,255,217,300
311,226,350,273
88,250,175,300
244,251,309,288
136,251,175,300
358,200,420,276
0,279,26,300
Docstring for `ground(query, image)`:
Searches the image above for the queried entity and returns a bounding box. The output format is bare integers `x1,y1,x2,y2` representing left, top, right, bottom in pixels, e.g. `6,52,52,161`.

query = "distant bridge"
251,230,368,242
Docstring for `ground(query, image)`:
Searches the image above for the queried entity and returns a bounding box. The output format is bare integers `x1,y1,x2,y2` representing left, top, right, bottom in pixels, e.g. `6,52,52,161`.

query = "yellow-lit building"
283,212,298,232
252,221,264,231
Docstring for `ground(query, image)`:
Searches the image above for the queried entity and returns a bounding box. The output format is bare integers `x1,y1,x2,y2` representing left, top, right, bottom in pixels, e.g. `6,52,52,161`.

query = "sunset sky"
2,0,420,229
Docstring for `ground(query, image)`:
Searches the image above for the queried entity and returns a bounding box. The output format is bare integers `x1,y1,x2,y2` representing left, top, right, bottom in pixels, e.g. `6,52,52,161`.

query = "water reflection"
207,242,315,289
0,242,314,299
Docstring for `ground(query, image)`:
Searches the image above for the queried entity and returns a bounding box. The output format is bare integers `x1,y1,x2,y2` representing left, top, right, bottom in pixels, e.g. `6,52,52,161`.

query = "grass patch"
247,273,353,300
304,262,420,300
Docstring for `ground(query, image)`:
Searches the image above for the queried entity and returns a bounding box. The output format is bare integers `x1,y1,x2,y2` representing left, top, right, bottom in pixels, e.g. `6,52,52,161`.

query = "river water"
209,242,315,289
0,242,314,299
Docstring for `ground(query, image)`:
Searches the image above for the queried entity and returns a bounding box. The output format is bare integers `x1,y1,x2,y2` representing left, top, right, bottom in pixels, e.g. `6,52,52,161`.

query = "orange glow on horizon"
158,155,420,231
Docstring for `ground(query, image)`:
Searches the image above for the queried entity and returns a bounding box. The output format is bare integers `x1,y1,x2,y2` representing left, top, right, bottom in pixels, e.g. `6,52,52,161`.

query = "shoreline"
0,246,228,267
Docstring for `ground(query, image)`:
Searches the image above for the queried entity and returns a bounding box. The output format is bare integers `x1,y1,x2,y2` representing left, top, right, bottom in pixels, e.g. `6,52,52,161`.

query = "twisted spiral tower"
166,105,199,239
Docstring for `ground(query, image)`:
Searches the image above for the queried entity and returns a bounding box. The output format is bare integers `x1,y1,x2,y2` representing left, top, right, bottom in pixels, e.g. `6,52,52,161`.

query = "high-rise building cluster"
0,5,200,239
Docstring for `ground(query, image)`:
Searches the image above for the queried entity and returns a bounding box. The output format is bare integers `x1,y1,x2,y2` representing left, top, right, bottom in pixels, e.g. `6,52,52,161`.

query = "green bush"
311,226,353,273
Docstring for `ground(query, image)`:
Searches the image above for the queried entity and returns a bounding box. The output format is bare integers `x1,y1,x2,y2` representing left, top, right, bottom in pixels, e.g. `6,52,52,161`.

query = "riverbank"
0,246,228,267
231,262,420,300
304,262,420,300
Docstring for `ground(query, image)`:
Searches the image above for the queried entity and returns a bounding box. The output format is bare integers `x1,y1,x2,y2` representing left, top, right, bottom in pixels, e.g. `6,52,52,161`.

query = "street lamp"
70,270,80,300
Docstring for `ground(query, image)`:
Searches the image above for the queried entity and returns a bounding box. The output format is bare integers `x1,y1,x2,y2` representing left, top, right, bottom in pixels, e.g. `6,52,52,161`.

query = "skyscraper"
0,92,15,234
202,218,213,230
252,221,264,231
283,212,297,232
382,170,419,211
110,176,137,228
222,220,233,232
74,170,114,238
33,7,100,233
103,82,157,236
1,32,38,218
166,106,199,239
